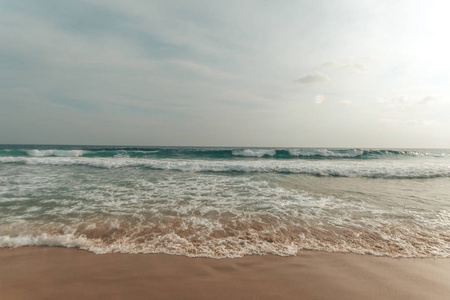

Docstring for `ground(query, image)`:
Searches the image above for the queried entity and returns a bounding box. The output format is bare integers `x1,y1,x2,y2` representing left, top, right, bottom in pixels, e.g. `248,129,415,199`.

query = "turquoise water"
1,145,450,258
1,145,449,161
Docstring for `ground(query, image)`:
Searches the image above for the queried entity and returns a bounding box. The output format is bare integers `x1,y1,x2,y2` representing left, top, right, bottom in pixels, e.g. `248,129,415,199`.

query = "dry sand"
1,247,450,300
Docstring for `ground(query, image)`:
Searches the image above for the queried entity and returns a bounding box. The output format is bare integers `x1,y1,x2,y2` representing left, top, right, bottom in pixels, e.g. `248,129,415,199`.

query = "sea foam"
1,156,450,178
26,149,85,157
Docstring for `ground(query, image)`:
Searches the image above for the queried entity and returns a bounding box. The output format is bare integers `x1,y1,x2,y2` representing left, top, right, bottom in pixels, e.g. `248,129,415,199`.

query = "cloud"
418,95,440,104
378,118,433,126
377,96,408,105
377,95,441,107
342,62,367,73
321,61,334,67
168,60,234,80
295,72,330,86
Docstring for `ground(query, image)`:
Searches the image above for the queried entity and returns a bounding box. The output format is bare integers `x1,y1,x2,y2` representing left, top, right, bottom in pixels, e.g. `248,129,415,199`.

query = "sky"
1,0,449,147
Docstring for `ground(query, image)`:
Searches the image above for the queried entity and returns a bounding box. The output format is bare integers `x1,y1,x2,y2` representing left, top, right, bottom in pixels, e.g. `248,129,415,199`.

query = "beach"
1,247,450,300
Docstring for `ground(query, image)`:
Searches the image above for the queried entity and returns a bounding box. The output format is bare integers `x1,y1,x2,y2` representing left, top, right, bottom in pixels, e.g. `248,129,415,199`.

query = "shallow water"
1,145,449,258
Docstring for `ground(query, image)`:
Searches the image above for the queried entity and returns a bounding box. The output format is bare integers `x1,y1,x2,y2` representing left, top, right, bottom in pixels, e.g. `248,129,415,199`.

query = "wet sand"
1,247,450,300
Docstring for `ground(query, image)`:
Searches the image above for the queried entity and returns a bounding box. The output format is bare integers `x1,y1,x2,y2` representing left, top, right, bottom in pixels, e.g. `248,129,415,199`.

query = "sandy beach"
1,247,449,300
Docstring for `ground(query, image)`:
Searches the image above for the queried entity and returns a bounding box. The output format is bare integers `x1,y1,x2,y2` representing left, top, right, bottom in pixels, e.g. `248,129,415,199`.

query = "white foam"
26,149,85,157
232,149,276,157
1,221,449,258
113,153,130,158
1,170,450,258
2,156,450,178
0,234,87,248
288,148,364,157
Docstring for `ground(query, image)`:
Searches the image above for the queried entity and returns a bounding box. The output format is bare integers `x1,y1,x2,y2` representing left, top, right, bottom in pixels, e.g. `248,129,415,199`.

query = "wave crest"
1,147,447,159
26,149,85,157
232,149,276,157
1,156,450,178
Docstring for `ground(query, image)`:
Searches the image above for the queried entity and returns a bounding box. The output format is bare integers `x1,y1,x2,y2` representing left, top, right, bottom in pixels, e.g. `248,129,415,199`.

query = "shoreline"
1,247,450,300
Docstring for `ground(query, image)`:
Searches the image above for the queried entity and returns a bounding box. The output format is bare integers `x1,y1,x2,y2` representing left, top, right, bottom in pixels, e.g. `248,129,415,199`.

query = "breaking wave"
1,156,450,178
0,147,447,159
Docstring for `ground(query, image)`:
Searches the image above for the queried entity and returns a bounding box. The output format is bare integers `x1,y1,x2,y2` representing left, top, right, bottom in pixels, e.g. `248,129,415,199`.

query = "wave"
2,156,450,178
26,149,85,157
231,149,276,157
2,216,449,258
0,147,447,159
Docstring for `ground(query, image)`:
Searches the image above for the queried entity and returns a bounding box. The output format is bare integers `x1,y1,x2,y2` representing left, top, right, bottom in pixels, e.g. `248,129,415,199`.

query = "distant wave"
0,147,446,159
1,156,450,178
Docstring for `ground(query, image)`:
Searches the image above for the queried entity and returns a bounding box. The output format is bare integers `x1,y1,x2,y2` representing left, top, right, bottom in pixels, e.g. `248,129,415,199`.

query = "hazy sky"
1,0,449,147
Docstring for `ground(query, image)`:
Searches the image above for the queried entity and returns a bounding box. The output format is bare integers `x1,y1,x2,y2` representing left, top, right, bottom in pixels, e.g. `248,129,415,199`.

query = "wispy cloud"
378,118,434,126
418,95,440,104
342,63,367,73
321,61,334,68
295,72,330,86
51,98,99,112
377,95,441,107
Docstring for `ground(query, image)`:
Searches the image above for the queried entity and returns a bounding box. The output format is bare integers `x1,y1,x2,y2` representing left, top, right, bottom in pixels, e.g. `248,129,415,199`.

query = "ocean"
1,145,449,258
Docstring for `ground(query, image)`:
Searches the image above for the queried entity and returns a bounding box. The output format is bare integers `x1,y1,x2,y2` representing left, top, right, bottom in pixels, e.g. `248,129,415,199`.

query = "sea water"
1,145,449,258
